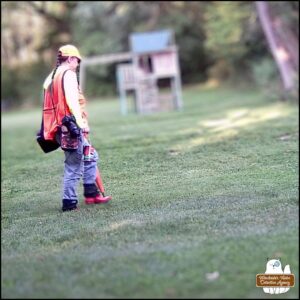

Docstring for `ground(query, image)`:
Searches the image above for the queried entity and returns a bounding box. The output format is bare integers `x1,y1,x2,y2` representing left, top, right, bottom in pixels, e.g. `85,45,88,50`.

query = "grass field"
1,84,299,298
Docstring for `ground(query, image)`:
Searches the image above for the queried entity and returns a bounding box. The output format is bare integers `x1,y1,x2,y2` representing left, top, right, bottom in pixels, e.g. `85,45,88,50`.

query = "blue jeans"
57,132,99,209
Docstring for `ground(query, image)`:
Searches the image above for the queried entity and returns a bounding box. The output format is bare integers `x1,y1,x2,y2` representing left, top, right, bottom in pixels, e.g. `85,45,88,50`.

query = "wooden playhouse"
116,29,183,115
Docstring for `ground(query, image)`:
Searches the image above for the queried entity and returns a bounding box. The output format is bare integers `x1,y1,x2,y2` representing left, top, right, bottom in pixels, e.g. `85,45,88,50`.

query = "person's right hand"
82,127,90,139
82,127,90,134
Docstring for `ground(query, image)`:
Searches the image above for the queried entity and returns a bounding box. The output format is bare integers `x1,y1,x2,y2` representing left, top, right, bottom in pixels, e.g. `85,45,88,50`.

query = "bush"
1,66,22,110
17,61,50,107
1,61,50,110
251,57,282,100
207,59,235,82
84,64,118,98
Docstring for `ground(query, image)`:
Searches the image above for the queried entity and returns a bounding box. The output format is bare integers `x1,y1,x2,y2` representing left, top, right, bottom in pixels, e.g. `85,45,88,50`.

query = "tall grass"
1,84,299,298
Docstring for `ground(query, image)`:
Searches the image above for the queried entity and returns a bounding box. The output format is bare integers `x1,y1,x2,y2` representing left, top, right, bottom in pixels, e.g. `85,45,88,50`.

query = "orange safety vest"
42,69,89,141
43,69,71,140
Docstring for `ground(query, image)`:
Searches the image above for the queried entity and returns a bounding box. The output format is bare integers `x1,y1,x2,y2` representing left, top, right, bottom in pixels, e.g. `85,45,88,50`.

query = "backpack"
36,86,60,153
36,120,60,153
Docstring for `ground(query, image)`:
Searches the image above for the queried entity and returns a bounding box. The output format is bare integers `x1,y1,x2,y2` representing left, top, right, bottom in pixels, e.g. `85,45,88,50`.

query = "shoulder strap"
51,68,71,119
49,81,59,124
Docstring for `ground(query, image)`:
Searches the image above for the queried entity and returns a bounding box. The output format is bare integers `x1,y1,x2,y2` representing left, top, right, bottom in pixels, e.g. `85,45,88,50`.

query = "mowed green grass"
1,84,299,298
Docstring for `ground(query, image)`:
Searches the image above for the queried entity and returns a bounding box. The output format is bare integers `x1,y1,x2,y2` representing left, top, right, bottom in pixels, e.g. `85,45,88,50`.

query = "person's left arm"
63,70,86,129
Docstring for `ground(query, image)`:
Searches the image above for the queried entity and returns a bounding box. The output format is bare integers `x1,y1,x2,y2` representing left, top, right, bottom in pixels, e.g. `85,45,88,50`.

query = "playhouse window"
138,55,153,73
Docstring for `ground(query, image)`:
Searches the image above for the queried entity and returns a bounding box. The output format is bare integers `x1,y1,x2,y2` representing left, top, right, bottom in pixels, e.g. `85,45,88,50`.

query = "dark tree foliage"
2,1,298,106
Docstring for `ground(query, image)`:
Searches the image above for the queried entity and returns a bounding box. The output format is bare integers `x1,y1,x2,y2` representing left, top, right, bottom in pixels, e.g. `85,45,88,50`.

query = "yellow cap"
58,44,82,60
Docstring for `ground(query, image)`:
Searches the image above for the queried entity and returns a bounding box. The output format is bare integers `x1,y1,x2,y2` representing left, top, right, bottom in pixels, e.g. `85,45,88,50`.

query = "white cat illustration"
263,259,291,294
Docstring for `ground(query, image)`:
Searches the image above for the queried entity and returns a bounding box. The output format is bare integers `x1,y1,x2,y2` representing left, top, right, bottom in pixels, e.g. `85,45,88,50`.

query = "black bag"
60,125,79,151
36,122,60,153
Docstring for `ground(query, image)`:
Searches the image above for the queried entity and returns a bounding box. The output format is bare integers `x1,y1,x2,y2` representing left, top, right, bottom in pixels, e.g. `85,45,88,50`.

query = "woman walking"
41,44,112,212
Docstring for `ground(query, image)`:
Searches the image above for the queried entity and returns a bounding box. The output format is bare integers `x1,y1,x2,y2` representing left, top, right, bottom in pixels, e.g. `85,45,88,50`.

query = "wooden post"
116,66,127,115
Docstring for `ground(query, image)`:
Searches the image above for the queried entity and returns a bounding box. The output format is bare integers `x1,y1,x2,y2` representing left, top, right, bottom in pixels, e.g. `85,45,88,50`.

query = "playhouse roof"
130,30,174,54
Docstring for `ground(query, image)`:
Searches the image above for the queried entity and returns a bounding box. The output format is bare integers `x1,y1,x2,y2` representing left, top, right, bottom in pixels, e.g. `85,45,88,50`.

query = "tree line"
1,1,298,109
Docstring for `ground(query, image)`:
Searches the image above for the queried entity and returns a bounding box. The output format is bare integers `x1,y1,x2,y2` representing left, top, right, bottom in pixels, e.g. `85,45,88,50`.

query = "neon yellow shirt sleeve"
63,70,85,129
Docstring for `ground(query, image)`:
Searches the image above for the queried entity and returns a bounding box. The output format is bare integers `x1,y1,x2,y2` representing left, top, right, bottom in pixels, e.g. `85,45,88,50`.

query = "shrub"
1,66,21,110
251,57,282,101
1,61,49,110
